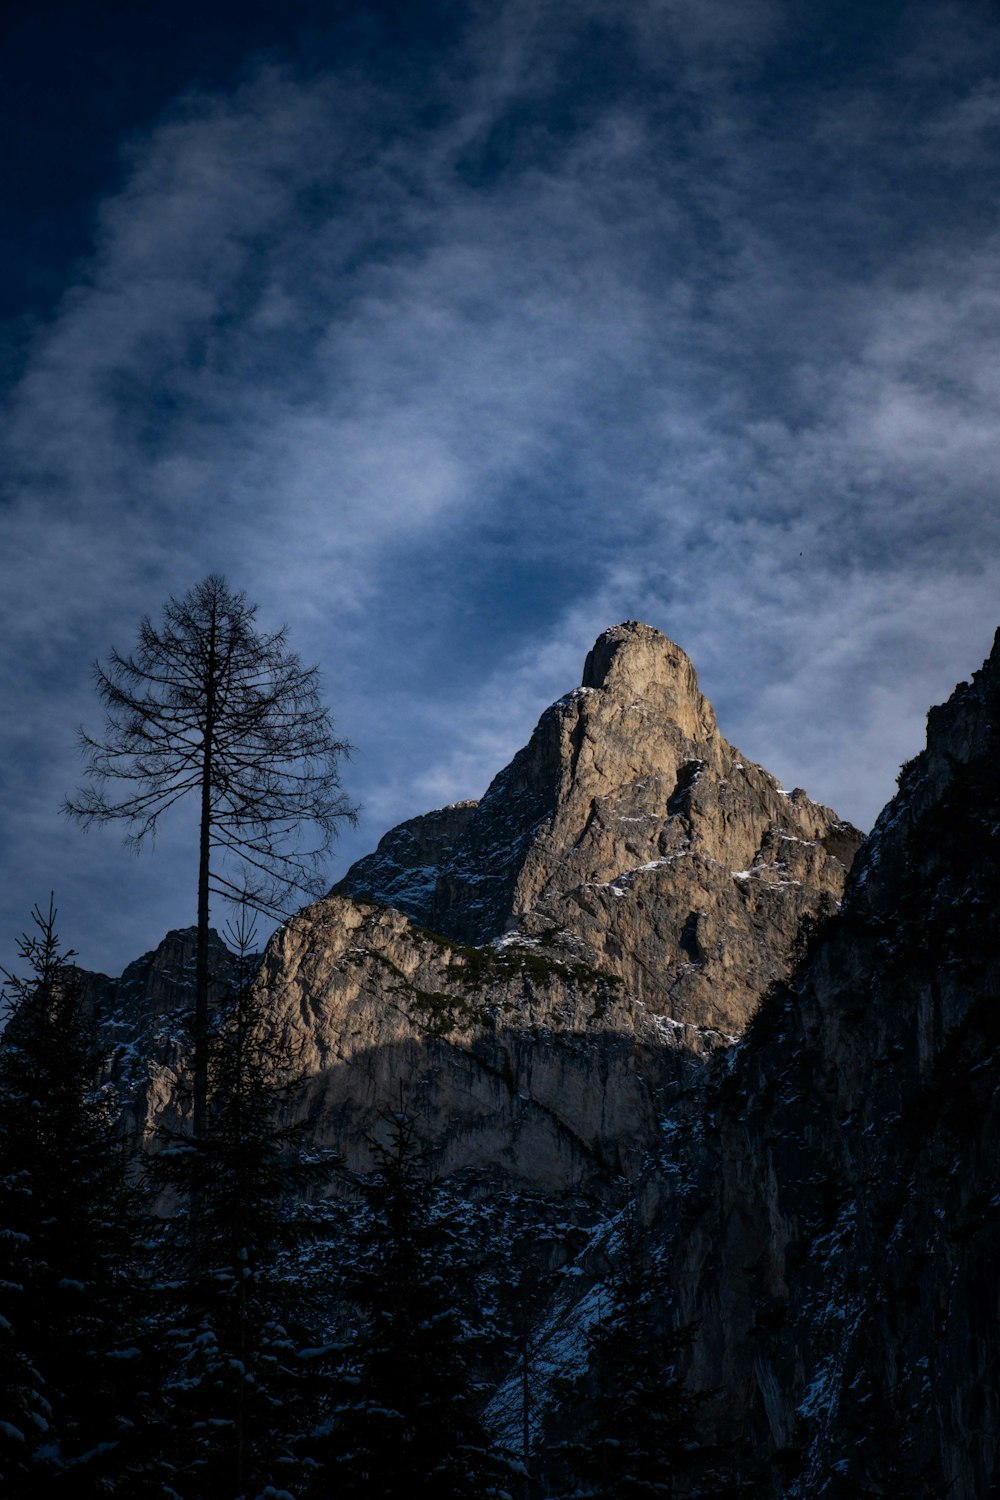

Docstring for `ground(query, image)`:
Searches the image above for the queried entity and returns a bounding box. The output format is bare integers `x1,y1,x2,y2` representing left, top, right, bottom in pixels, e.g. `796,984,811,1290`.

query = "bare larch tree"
65,574,356,1137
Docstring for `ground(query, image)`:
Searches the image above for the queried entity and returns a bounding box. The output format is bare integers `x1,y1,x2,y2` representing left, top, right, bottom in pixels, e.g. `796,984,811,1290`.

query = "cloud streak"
3,0,1000,972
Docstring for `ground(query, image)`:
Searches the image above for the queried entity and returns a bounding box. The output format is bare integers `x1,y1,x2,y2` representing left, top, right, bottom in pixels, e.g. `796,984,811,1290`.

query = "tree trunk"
521,1332,531,1500
193,609,218,1141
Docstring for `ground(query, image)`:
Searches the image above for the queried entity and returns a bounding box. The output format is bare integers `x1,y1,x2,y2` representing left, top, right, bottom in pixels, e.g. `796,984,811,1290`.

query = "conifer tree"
146,911,333,1499
318,1106,513,1499
0,901,159,1496
545,1198,731,1500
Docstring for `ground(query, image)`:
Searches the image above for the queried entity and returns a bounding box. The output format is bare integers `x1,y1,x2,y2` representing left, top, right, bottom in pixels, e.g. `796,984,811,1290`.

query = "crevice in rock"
667,758,706,817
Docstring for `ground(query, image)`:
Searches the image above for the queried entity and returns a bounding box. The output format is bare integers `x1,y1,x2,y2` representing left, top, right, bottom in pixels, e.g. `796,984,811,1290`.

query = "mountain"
85,620,1000,1494
100,620,859,1192
224,621,859,1190
335,621,861,1035
500,628,1000,1497
681,628,1000,1495
82,926,246,1130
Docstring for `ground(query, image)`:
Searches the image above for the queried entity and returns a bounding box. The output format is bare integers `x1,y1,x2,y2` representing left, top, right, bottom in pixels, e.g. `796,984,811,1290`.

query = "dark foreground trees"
0,906,736,1499
66,574,356,1136
0,902,158,1496
316,1108,514,1499
545,1198,735,1500
147,913,333,1498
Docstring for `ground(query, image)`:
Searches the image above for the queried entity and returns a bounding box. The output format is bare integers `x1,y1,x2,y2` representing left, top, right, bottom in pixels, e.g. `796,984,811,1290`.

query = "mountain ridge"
335,620,863,1033
96,623,866,1191
80,621,1000,1494
515,624,1000,1496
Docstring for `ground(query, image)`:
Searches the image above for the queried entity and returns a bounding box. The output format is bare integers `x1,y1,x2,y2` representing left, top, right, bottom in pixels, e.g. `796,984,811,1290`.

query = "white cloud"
4,0,1000,972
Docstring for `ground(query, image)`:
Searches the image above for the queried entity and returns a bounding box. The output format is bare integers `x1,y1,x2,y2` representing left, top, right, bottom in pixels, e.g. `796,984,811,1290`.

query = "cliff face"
83,926,242,1124
232,621,859,1189
248,896,684,1187
87,622,1000,1494
119,623,860,1199
331,801,479,925
336,622,862,1034
577,631,1000,1497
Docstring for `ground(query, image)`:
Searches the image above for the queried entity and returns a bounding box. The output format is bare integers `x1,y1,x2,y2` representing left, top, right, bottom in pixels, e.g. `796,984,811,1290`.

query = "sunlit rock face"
230,620,861,1189
250,894,692,1187
105,625,861,1196
537,628,1000,1498
90,625,1000,1495
336,621,863,1034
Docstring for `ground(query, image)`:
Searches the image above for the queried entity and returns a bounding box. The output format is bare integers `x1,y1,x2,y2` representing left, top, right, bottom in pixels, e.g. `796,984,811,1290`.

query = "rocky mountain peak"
581,621,718,741
336,622,863,1031
86,624,1000,1499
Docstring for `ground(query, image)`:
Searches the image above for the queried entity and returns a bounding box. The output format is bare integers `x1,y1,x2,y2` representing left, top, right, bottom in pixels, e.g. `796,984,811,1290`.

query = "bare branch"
66,575,358,1138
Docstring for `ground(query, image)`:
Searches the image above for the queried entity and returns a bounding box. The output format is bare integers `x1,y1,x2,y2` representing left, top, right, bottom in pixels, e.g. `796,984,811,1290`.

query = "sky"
3,0,1000,977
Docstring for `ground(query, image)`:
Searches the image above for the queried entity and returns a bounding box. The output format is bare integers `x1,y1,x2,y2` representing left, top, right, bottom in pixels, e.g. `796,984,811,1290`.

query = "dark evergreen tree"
545,1198,732,1500
835,1375,955,1500
510,1274,541,1500
0,901,159,1496
317,1107,514,1499
147,913,333,1499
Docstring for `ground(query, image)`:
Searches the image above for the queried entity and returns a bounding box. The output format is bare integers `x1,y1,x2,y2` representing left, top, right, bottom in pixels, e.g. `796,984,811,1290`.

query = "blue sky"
3,0,1000,976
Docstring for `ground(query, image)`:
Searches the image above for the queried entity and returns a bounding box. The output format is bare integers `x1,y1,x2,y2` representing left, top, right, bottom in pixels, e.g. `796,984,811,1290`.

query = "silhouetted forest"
0,901,726,1499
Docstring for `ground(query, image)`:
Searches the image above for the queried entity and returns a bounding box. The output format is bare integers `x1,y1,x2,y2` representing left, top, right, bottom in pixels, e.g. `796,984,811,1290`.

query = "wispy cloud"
3,0,1000,971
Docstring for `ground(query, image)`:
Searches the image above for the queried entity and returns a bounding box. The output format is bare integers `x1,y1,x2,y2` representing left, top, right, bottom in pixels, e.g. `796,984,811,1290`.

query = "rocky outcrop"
196,621,859,1193
330,801,478,924
715,631,1000,1498
83,926,242,1111
118,624,860,1198
338,622,863,1033
86,622,1000,1496
248,895,698,1188
521,630,1000,1497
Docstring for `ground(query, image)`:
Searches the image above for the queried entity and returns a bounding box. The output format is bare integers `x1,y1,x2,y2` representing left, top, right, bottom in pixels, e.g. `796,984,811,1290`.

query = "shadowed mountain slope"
118,623,861,1197
79,624,1000,1496
509,628,1000,1498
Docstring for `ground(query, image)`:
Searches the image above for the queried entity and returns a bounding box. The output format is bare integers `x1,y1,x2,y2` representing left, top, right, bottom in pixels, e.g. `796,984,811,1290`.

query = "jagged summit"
99,626,865,1244
85,626,1000,1497
217,623,864,1184
581,621,718,740
336,623,863,1031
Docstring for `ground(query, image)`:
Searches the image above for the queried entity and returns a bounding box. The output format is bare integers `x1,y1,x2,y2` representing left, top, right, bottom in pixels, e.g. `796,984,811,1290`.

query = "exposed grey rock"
245,894,709,1189
82,926,245,1129
528,628,1000,1498
340,621,863,1034
85,621,1000,1496
333,801,478,923
84,926,238,1030
172,621,860,1197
